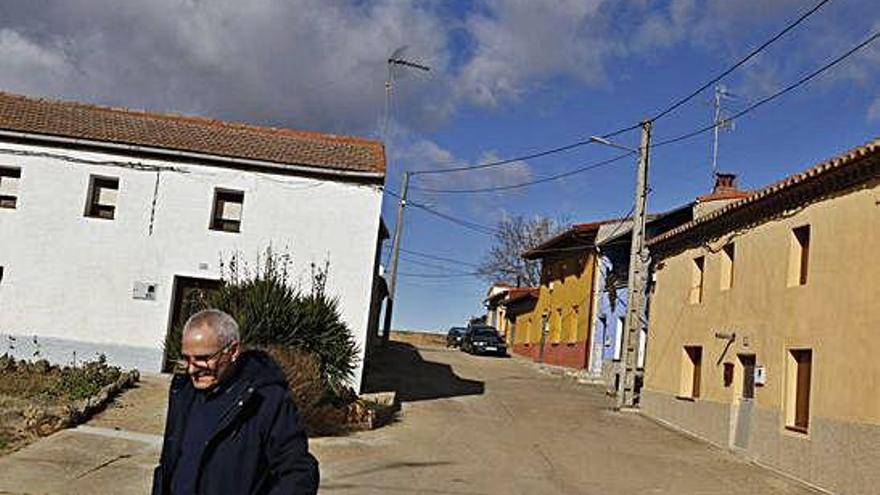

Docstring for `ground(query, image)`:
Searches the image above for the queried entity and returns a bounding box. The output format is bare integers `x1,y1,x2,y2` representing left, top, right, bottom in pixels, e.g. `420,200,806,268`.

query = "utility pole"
381,171,409,344
616,120,652,409
379,50,428,344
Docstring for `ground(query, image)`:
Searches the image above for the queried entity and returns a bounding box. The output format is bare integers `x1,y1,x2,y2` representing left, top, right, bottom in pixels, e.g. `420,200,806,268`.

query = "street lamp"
589,135,638,153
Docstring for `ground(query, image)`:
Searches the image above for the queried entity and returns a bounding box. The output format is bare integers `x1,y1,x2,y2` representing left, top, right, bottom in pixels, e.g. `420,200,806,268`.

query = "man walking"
152,309,319,494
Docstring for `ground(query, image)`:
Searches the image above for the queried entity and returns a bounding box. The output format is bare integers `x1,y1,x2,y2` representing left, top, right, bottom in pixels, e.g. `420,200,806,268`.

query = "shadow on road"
362,341,484,402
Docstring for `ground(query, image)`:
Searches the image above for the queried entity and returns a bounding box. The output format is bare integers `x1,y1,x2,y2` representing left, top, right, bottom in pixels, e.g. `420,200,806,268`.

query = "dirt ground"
389,331,447,347
319,341,821,494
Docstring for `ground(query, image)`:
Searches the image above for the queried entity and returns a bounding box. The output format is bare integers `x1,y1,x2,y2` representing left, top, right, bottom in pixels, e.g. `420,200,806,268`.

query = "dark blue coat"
152,350,319,495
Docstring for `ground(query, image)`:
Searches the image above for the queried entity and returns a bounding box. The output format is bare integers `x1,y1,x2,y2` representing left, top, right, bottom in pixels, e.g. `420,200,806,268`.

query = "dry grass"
0,355,122,456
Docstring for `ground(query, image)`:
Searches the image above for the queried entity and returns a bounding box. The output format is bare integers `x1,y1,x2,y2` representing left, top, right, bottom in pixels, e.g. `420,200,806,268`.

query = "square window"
210,189,244,233
689,256,705,304
788,226,810,286
85,176,119,219
0,167,21,209
785,349,812,433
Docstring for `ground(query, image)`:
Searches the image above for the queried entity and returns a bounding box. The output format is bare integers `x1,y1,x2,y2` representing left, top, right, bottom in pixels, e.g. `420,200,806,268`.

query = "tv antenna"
382,46,430,141
381,46,430,346
711,84,736,176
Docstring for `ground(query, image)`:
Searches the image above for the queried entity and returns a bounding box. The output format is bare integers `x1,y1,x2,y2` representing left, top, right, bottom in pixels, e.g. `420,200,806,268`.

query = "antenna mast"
711,85,735,176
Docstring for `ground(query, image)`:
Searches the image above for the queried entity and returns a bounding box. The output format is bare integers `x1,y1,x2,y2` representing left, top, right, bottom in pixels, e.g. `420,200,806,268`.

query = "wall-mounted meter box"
754,366,767,386
133,281,158,301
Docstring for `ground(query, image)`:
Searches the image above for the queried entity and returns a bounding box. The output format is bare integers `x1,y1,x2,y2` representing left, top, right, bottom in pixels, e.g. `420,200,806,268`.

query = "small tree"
164,248,359,394
477,215,565,287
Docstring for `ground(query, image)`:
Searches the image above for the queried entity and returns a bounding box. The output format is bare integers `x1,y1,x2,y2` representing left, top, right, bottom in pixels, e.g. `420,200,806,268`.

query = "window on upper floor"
788,225,810,287
689,256,705,304
0,166,21,209
85,176,119,220
785,348,812,433
210,189,244,233
720,243,735,291
679,345,702,399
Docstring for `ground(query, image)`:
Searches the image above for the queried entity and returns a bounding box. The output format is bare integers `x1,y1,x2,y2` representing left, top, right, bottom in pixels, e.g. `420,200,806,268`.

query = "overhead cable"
650,0,832,122
654,29,880,149
400,248,482,268
409,123,639,176
402,0,831,181
409,151,634,194
384,188,500,236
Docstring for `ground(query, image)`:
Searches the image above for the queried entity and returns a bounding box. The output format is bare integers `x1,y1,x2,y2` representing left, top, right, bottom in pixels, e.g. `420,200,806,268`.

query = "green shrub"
164,247,359,394
48,354,121,401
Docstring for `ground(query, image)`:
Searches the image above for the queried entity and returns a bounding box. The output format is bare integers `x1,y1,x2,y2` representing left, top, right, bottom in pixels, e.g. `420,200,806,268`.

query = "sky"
0,0,877,332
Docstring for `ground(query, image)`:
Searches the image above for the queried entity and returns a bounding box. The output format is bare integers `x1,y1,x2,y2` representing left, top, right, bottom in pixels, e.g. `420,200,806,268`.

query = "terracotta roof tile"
650,137,880,247
0,91,385,175
502,287,540,305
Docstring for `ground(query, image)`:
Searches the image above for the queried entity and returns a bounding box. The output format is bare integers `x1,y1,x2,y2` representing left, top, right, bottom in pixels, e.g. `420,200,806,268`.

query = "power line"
384,189,500,235
399,248,482,268
398,271,481,278
409,151,634,194
407,22,876,196
398,254,470,272
402,0,830,180
650,0,833,122
653,28,880,149
409,124,638,176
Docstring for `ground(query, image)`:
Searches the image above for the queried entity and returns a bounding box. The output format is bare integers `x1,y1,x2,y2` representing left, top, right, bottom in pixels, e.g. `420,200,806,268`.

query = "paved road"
0,344,821,494
317,343,820,495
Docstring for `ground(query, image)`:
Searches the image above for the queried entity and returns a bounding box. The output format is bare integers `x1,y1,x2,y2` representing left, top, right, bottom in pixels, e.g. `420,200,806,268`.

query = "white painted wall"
0,141,383,389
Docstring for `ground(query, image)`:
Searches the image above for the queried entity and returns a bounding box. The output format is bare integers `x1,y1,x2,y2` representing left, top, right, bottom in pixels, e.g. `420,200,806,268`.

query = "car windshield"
449,328,466,335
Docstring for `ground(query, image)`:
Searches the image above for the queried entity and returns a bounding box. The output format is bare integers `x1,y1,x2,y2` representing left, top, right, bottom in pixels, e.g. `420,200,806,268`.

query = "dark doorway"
162,275,222,372
739,354,756,399
732,353,757,450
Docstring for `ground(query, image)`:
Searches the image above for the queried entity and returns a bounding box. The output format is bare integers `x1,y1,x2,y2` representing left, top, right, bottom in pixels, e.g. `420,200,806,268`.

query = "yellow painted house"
511,221,606,369
641,138,880,494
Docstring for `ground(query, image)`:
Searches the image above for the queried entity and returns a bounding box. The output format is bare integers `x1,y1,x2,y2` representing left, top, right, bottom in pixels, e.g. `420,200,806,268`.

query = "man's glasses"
173,343,232,373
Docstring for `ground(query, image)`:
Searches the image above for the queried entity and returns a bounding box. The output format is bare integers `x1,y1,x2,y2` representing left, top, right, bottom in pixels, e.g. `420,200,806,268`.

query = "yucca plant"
164,247,359,394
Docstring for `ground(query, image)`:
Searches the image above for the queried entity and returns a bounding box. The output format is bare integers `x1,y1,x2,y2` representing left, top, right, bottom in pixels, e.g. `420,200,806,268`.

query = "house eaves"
649,137,880,255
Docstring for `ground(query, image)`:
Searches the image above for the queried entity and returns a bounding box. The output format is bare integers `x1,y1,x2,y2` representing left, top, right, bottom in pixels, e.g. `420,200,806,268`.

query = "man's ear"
230,340,242,361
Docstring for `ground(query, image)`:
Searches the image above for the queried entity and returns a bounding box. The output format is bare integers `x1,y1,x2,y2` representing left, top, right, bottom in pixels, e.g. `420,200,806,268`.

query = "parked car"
461,325,507,356
446,327,467,347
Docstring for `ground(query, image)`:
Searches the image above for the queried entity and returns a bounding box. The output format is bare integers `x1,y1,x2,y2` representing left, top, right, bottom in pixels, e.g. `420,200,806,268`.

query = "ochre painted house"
511,222,607,369
641,138,880,495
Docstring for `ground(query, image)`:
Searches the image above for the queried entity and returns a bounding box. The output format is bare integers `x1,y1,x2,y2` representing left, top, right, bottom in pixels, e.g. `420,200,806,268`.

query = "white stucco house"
0,91,386,390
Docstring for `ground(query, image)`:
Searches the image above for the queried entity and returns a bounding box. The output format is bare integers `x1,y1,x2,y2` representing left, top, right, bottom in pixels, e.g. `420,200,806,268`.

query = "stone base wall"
640,389,730,448
641,389,880,495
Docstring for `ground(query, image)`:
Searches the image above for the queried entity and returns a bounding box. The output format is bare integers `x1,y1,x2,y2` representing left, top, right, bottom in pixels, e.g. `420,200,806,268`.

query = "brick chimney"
713,172,738,194
694,171,750,218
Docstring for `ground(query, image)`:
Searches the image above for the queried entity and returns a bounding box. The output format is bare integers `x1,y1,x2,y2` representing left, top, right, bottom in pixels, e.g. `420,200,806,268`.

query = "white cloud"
395,137,532,195
0,0,451,135
867,96,880,122
455,0,615,107
0,0,874,144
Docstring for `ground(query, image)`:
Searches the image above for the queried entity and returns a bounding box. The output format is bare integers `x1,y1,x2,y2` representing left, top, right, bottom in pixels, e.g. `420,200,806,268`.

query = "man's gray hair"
182,309,240,347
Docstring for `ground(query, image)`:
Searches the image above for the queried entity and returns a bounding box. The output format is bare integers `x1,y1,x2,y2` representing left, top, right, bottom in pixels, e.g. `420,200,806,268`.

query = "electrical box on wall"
754,366,767,386
132,281,157,301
